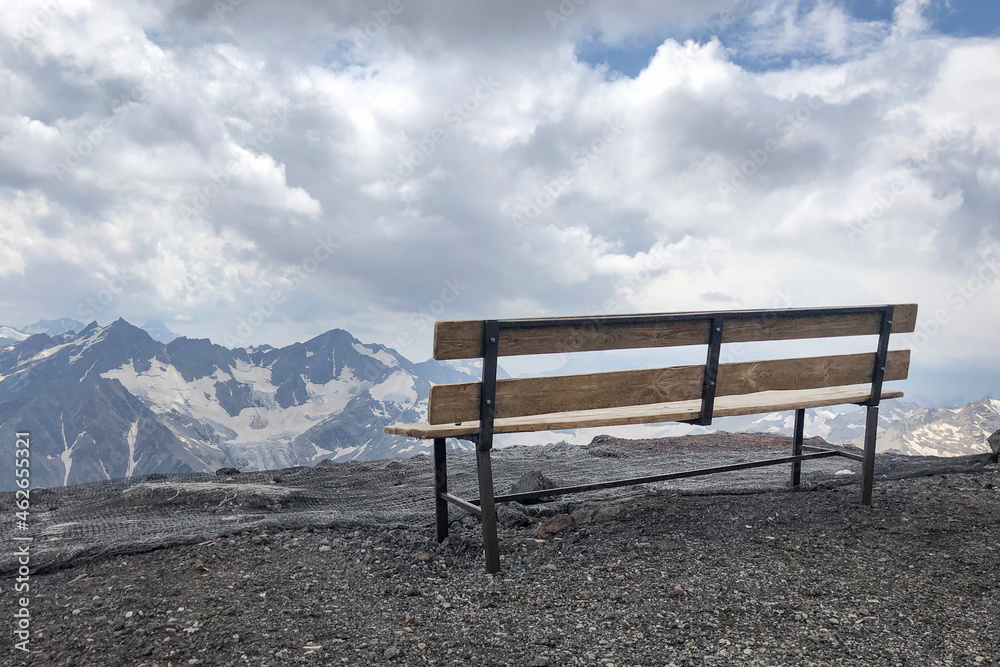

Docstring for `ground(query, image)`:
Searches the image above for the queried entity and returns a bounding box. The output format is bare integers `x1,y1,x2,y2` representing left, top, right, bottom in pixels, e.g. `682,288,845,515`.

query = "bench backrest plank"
433,304,918,360
428,349,910,424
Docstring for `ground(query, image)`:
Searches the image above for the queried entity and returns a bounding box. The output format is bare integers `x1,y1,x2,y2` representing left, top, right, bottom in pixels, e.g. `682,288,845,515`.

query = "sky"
0,0,998,405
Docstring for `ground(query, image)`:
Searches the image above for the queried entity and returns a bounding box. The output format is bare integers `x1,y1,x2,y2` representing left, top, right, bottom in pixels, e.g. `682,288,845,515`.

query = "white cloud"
0,0,997,402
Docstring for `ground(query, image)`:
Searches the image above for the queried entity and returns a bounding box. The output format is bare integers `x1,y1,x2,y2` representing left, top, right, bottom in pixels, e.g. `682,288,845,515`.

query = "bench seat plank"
385,385,904,438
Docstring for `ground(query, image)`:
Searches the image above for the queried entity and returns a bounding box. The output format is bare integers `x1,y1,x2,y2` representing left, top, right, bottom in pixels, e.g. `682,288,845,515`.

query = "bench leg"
791,408,804,488
433,437,448,543
475,443,501,574
860,404,879,505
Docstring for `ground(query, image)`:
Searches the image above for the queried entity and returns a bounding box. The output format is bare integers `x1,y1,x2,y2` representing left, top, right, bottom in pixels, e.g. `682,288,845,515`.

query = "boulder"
988,430,1000,458
496,504,531,528
507,470,558,504
534,513,573,539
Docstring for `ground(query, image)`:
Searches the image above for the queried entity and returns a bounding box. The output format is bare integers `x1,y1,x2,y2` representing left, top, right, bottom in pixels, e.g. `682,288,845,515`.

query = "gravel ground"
3,436,999,666
1,433,991,576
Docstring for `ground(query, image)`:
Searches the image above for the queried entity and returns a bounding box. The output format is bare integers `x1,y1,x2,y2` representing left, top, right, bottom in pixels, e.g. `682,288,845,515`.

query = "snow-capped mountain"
0,319,475,490
22,318,85,336
1,319,85,346
873,398,1000,456
493,399,998,458
708,398,998,457
141,320,179,344
714,400,923,444
0,326,28,346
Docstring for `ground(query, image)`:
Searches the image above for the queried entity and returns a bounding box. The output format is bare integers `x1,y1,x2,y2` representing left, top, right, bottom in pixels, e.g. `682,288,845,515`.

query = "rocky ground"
3,435,999,666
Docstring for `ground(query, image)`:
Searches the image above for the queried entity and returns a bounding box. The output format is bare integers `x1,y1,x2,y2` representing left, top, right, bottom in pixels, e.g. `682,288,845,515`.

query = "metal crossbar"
459,449,852,506
441,493,482,516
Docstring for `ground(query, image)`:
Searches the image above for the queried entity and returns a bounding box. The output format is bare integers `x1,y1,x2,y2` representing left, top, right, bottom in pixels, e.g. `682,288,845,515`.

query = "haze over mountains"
0,318,996,491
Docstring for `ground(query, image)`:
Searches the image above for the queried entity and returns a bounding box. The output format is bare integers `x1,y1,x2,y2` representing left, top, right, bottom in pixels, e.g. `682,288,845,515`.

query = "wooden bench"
385,304,918,573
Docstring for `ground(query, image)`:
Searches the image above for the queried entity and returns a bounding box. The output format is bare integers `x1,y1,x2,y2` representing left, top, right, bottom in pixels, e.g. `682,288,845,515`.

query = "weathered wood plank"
427,350,910,424
432,305,918,360
385,386,906,438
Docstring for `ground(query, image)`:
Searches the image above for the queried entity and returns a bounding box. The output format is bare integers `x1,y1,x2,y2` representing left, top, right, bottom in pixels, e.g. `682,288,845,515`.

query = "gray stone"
988,430,1000,456
384,645,399,659
507,470,558,504
496,505,530,528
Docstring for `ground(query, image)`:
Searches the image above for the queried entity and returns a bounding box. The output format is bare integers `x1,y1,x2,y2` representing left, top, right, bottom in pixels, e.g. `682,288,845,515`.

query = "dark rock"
534,513,573,538
215,467,241,477
988,430,1000,457
496,504,531,528
594,505,625,523
145,473,167,481
507,471,558,504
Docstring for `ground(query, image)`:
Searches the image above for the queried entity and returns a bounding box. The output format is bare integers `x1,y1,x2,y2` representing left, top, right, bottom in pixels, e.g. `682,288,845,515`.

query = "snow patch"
369,371,417,405
102,357,364,447
58,413,86,486
0,326,28,341
311,443,333,461
67,326,109,364
353,343,398,368
79,360,98,383
125,419,141,477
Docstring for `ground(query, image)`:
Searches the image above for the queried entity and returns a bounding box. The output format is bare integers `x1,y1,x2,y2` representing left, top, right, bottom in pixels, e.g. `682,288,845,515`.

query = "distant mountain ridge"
22,318,86,336
1,318,86,345
0,319,476,490
0,318,176,344
709,398,999,456
0,317,995,491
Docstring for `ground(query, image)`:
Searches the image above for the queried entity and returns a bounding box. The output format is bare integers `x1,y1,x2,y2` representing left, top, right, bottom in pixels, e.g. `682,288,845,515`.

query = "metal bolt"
709,380,716,386
486,399,492,405
887,320,893,325
490,337,496,343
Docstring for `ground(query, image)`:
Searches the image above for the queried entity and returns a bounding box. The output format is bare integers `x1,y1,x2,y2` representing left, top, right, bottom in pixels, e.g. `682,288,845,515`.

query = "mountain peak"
78,321,101,336
141,320,179,344
305,328,358,346
106,318,151,336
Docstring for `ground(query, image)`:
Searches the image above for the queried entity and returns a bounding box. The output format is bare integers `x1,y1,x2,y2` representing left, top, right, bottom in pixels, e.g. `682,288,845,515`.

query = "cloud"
0,0,997,402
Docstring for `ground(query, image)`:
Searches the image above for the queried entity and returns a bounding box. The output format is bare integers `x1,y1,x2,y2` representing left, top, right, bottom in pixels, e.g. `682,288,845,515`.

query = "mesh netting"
1,437,992,574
